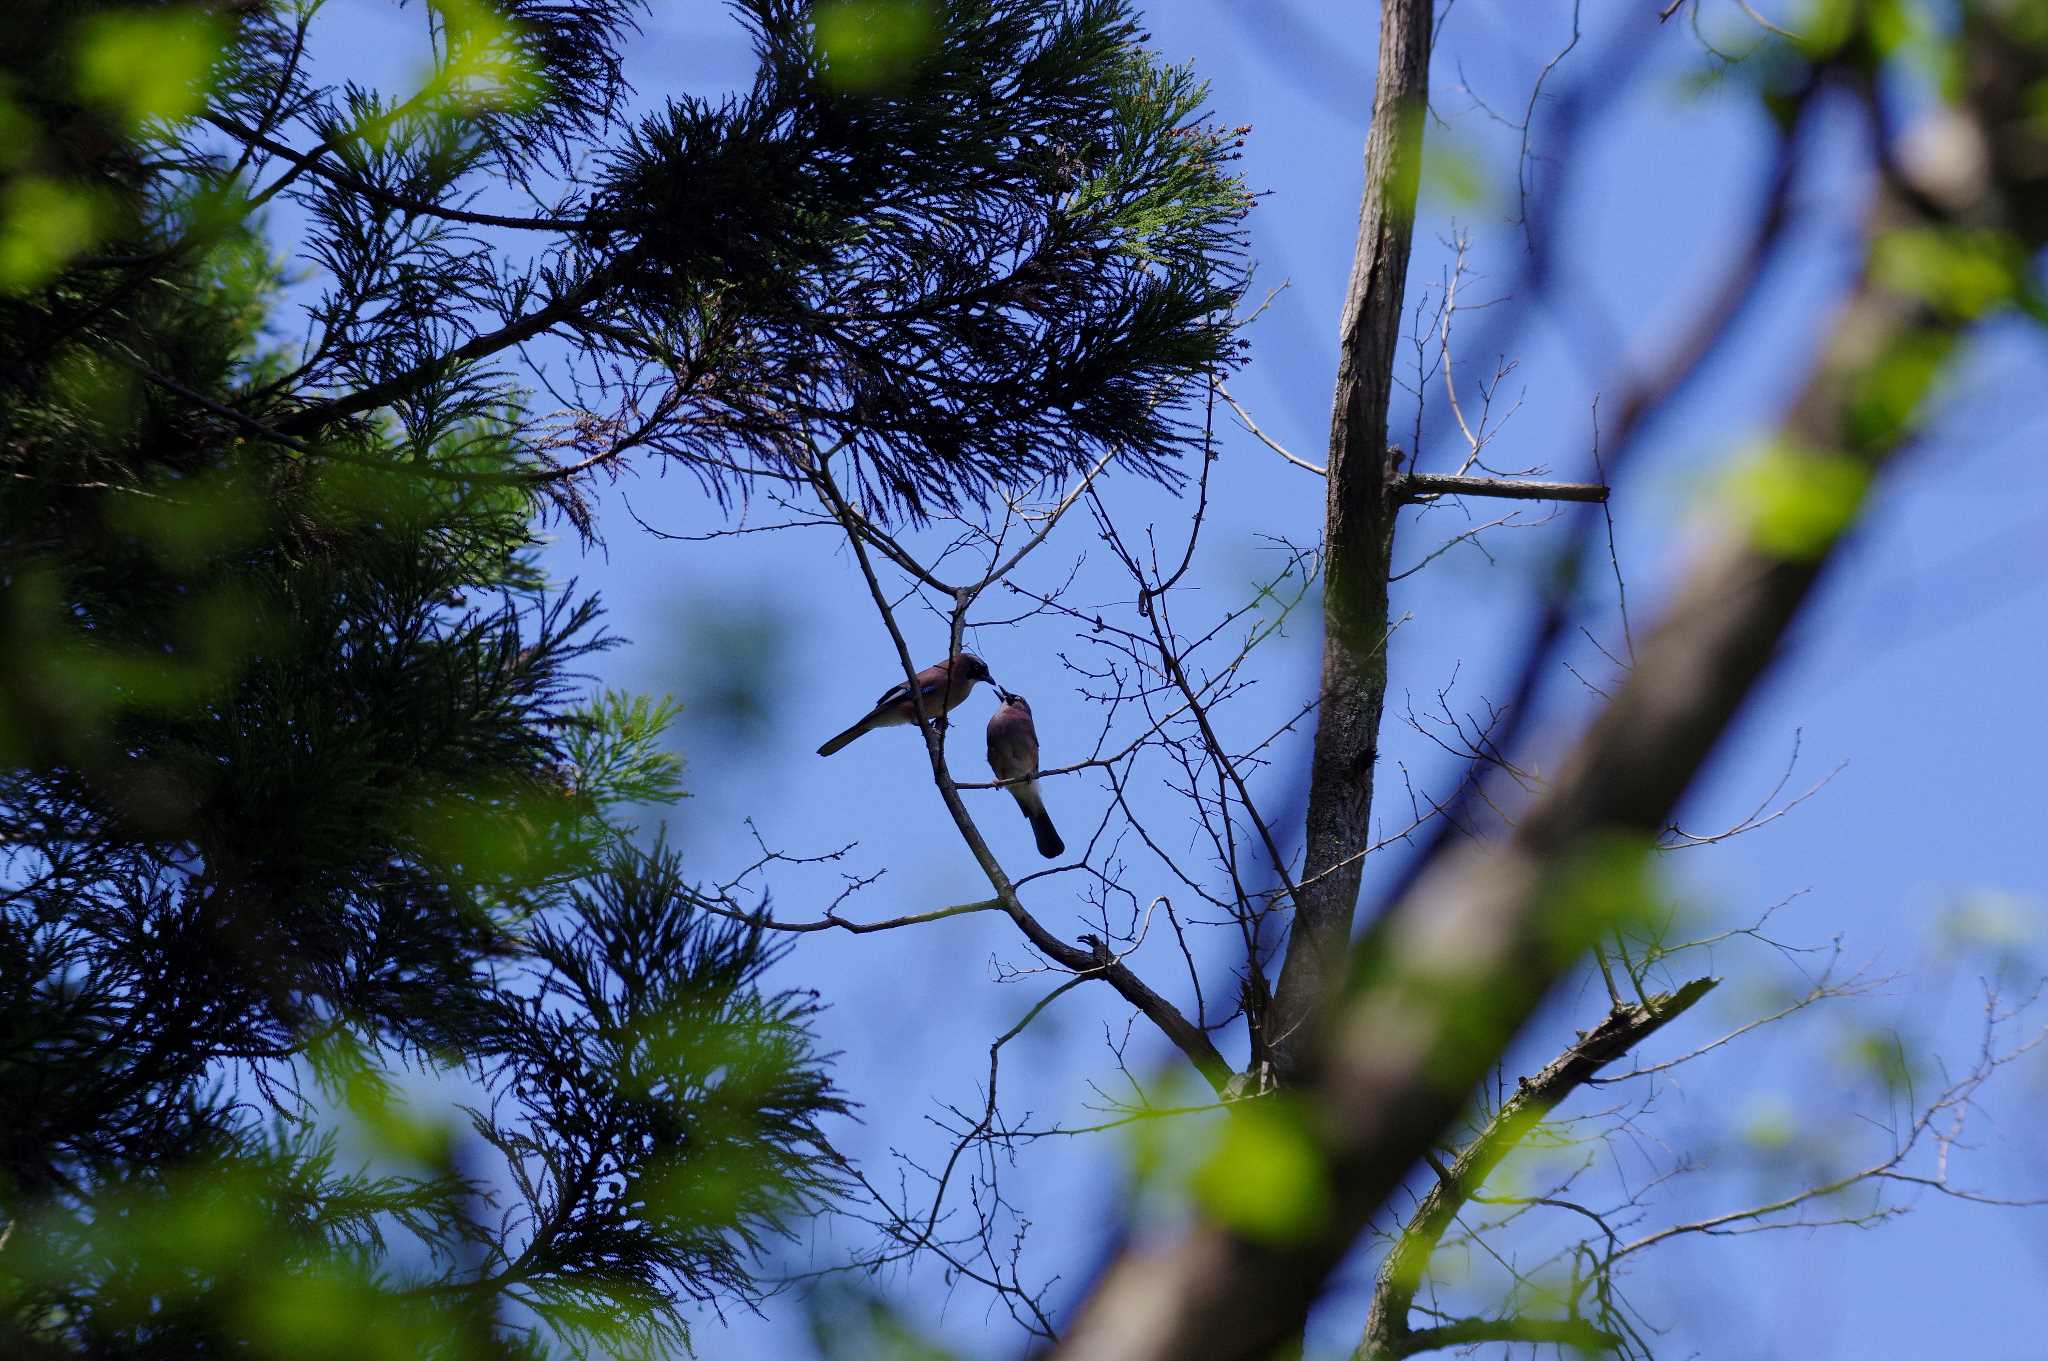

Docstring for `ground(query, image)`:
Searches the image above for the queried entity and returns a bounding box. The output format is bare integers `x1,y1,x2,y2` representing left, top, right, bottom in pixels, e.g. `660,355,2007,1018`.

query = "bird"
816,652,997,757
986,689,1063,859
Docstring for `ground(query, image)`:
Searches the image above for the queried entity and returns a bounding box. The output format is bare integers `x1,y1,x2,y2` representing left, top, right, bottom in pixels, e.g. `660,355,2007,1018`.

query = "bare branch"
1392,472,1609,503
806,450,1235,1094
1216,379,1326,476
1356,978,1716,1360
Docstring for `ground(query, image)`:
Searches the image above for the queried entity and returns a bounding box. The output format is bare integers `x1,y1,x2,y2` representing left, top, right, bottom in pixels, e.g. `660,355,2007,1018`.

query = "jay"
986,690,1063,859
816,652,996,756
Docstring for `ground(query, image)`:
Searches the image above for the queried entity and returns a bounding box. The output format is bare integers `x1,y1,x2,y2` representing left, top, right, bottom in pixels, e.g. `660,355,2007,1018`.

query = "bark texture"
1267,0,1435,1083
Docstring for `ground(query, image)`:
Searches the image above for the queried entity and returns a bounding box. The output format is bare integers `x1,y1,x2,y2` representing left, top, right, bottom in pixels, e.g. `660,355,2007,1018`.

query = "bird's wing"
868,675,944,711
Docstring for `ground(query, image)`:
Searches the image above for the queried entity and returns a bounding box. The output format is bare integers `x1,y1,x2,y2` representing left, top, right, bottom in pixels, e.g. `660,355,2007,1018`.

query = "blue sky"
301,2,2048,1356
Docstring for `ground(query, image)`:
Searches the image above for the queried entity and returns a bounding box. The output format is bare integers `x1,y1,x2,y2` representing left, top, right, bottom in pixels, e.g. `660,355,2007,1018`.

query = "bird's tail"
1010,782,1065,859
816,715,875,757
1029,808,1064,859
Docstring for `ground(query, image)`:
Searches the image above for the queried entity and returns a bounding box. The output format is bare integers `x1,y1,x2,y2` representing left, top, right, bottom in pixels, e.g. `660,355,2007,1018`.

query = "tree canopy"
0,1,1248,1356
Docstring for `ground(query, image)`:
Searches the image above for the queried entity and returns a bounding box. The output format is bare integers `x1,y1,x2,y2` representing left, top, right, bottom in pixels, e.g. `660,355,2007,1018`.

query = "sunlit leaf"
565,689,687,812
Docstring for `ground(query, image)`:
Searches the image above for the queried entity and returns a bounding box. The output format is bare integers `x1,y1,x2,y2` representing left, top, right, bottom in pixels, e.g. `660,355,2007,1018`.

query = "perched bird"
816,652,996,757
986,690,1063,859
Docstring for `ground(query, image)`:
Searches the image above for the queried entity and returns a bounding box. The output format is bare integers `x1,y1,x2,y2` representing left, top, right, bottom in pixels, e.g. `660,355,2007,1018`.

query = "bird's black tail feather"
816,716,872,757
1027,808,1063,859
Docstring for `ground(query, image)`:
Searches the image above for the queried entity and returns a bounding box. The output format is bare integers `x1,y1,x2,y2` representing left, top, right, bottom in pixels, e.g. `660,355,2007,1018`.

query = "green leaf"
1537,833,1661,959
1834,1027,1917,1098
0,177,109,293
238,1263,449,1361
1871,226,2025,321
1726,439,1871,560
1187,1096,1330,1243
0,89,37,171
104,459,271,571
73,8,227,129
422,0,549,117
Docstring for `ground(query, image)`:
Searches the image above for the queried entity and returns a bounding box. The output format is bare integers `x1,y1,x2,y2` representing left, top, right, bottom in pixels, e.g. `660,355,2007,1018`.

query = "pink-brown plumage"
817,652,995,756
987,691,1063,859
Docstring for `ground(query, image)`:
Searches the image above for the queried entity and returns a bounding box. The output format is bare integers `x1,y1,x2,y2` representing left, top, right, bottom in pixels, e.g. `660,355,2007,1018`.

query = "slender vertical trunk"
1266,0,1434,1081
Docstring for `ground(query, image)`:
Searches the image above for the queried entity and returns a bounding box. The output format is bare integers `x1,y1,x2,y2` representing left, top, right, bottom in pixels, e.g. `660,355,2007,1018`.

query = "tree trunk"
1267,0,1434,1082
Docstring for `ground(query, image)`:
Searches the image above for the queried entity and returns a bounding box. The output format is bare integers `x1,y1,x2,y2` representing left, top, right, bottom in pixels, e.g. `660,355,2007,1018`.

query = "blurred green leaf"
1422,137,1492,211
1538,834,1660,959
1382,99,1429,223
1845,327,1953,449
0,176,109,293
1796,0,1900,60
425,0,548,116
1834,1027,1918,1098
1187,1095,1330,1243
1872,226,2025,320
1940,890,2042,953
12,573,267,758
43,345,143,442
238,1263,448,1361
1726,439,1871,559
1741,1095,1798,1151
807,1287,966,1361
1936,889,2044,983
1864,0,1930,59
411,783,587,899
0,89,37,170
105,463,271,571
814,0,937,92
307,1030,459,1169
669,593,795,740
73,8,227,129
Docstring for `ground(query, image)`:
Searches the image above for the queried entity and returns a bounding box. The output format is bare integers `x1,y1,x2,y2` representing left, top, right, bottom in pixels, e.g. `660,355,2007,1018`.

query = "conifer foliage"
1,0,1244,1355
